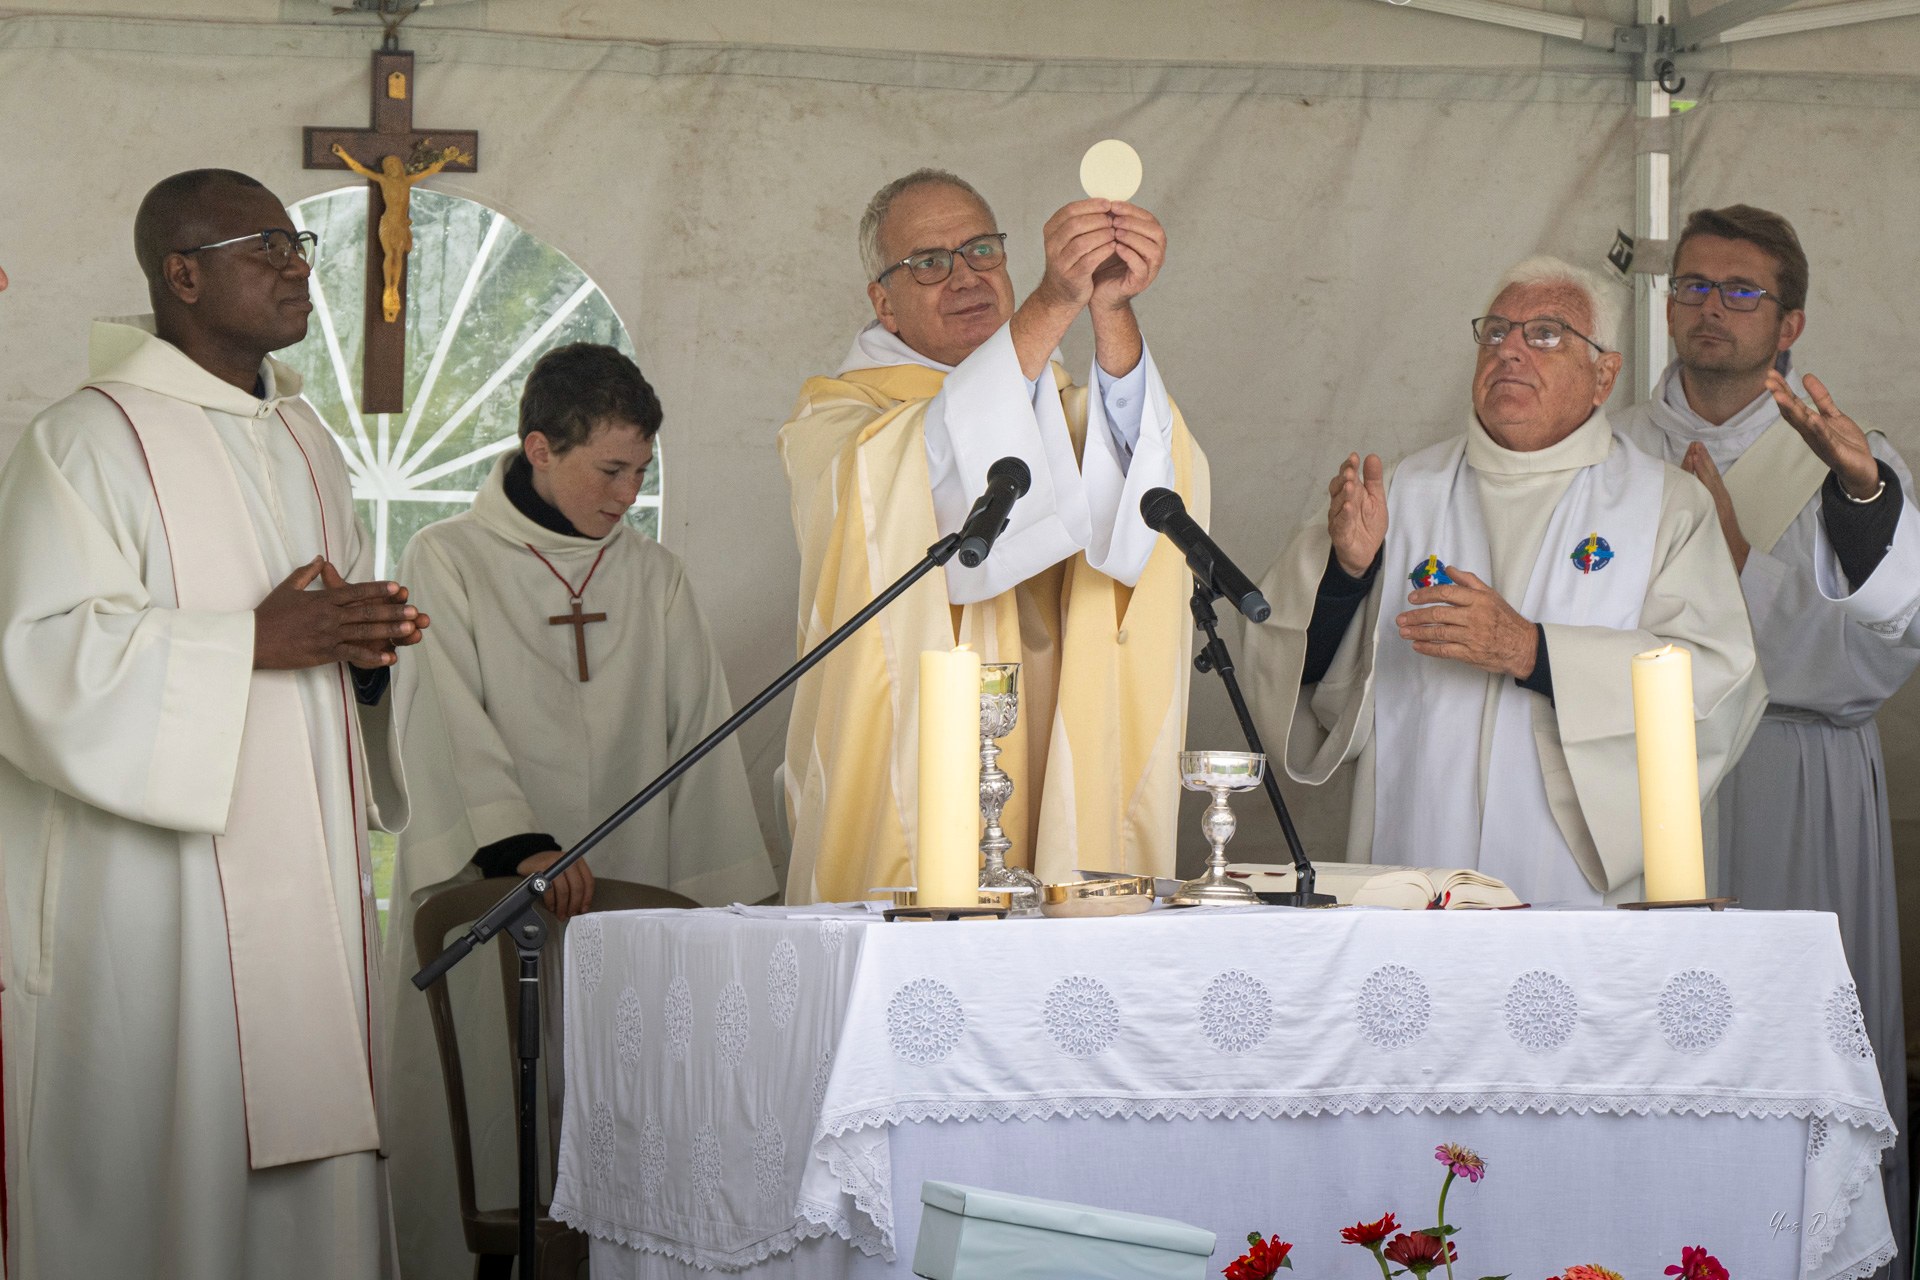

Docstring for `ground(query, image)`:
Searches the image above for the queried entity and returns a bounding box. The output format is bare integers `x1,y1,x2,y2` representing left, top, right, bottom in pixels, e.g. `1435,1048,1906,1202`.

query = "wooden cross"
303,48,478,414
550,598,608,682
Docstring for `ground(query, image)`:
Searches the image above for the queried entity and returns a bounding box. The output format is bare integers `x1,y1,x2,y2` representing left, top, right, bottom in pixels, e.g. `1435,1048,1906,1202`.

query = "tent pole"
1373,0,1588,42
1669,0,1802,49
1632,0,1673,403
1715,0,1920,41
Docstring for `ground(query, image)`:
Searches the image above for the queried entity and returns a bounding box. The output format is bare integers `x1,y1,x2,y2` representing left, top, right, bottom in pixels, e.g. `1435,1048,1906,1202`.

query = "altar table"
551,906,1896,1279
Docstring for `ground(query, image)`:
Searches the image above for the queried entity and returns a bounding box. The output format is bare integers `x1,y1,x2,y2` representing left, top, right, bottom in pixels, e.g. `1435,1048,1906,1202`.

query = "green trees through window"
282,188,659,580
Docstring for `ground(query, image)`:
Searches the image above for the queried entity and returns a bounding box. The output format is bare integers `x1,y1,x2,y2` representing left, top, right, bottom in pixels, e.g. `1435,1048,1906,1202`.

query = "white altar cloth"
552,906,1896,1279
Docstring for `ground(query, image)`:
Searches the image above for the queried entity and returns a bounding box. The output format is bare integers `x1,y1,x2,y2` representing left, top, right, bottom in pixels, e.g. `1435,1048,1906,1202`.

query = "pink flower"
1560,1266,1624,1280
1665,1246,1729,1280
1434,1142,1487,1183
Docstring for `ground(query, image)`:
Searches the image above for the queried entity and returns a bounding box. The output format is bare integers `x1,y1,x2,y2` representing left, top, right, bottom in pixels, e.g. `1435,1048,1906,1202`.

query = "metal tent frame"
1378,0,1920,397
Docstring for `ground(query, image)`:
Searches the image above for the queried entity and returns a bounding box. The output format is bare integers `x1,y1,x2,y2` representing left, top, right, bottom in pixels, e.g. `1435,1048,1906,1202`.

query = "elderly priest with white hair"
1244,257,1766,906
779,168,1207,903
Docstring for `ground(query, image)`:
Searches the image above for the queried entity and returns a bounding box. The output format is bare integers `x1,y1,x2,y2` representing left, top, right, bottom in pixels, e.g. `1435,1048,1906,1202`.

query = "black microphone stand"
1186,573,1335,908
413,531,965,1279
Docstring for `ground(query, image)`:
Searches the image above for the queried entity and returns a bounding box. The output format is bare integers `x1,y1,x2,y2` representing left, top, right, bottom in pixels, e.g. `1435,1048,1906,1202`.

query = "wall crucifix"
303,48,478,413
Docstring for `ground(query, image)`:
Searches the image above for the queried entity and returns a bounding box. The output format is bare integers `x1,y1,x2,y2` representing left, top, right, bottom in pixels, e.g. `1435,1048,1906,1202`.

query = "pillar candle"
917,646,982,906
1632,644,1706,901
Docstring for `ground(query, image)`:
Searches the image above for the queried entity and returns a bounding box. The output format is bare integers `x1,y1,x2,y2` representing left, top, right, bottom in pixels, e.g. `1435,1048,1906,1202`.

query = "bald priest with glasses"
1243,256,1765,908
777,168,1207,903
0,170,421,1278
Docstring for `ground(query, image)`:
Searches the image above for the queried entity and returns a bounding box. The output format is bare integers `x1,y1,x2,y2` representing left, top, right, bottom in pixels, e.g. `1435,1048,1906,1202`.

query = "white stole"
1642,362,1827,556
1373,433,1661,892
89,382,381,1168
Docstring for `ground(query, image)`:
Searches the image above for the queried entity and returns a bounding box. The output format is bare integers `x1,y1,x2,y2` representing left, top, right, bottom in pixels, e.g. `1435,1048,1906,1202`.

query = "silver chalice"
977,663,1042,915
1172,750,1265,907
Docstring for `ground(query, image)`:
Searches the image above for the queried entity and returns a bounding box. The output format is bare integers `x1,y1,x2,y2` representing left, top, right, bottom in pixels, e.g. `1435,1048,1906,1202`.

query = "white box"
911,1180,1216,1280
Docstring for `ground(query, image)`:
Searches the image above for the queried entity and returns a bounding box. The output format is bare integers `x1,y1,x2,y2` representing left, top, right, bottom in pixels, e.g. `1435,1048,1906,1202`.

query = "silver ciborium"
1172,750,1265,907
977,663,1042,915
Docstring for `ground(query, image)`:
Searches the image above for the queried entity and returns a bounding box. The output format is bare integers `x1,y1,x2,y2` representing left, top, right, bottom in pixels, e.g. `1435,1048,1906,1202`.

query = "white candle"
1632,644,1706,901
917,647,982,906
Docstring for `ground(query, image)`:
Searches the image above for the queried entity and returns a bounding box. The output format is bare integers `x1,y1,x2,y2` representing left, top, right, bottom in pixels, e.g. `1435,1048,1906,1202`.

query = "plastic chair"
413,875,698,1279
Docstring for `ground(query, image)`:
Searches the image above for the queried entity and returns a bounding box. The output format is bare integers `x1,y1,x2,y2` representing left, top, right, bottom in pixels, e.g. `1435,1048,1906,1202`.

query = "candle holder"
1172,750,1265,907
977,663,1042,916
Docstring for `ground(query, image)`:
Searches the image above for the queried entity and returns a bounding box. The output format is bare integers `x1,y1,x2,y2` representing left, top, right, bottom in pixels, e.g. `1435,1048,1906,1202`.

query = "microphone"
1139,487,1271,623
956,457,1033,568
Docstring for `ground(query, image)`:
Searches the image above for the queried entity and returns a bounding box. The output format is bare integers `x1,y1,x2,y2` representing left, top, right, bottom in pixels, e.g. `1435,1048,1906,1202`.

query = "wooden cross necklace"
527,543,612,681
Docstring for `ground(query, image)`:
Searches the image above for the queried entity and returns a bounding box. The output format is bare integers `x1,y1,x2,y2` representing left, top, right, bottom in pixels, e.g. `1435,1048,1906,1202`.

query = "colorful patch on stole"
1407,555,1453,589
1570,533,1614,574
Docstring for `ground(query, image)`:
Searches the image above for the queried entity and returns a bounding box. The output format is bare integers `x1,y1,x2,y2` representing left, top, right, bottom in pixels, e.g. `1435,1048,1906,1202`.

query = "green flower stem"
1436,1170,1457,1280
1368,1243,1393,1280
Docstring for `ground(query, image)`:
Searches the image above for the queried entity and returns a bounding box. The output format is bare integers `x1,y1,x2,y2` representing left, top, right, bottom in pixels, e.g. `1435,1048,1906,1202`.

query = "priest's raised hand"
1767,368,1883,500
1328,451,1387,577
253,553,430,669
1680,442,1750,572
1010,197,1167,381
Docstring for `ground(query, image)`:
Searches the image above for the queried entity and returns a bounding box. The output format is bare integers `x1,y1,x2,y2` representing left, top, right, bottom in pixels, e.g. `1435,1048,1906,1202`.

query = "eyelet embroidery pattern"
753,1119,786,1206
887,978,966,1065
1045,975,1121,1059
1504,970,1578,1053
639,1118,667,1200
588,1100,615,1183
818,918,847,955
665,975,694,1062
1200,969,1272,1054
1824,983,1874,1061
1658,969,1732,1053
1357,964,1431,1049
1807,1115,1831,1162
691,1122,723,1207
767,940,800,1031
573,917,605,997
715,981,751,1069
615,987,645,1070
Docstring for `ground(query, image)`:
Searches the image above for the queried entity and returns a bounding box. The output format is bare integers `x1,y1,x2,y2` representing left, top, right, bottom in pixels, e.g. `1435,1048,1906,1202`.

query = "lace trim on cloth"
1806,1123,1900,1278
815,1090,1897,1136
559,1091,1895,1274
1822,1241,1898,1280
549,1197,844,1272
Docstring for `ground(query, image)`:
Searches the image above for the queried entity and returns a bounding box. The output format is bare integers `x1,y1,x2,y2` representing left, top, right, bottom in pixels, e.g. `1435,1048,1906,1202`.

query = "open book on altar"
1224,861,1524,909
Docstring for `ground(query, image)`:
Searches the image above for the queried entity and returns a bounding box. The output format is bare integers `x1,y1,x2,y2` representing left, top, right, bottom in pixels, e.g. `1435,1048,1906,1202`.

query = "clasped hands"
253,555,430,671
1328,452,1537,680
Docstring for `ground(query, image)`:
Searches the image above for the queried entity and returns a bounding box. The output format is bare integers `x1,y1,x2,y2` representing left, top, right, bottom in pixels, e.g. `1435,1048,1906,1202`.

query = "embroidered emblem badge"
1570,533,1614,574
1408,555,1453,589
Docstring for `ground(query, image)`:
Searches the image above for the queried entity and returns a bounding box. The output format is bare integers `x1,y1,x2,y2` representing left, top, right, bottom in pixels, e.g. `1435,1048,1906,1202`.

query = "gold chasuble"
780,359,1208,904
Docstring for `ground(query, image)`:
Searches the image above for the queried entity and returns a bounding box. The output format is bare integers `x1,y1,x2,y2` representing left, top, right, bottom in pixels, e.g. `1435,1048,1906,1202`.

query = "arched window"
280,188,659,579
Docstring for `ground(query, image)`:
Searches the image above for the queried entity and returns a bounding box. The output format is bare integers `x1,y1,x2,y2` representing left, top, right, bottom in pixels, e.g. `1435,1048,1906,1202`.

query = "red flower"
1341,1211,1401,1245
1665,1246,1729,1280
1223,1233,1293,1280
1383,1231,1457,1275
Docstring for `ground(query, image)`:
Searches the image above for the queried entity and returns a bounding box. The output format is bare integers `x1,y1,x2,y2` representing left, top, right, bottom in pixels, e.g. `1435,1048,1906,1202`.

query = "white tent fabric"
1,0,1916,1086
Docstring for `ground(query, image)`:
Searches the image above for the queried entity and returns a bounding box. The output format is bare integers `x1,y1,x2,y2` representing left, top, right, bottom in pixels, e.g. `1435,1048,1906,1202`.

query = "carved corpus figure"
329,140,467,323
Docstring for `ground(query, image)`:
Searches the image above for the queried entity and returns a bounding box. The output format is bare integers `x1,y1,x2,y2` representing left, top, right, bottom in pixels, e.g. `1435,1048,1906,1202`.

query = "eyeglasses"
875,233,1008,286
174,228,319,271
1471,314,1607,355
1669,275,1781,312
